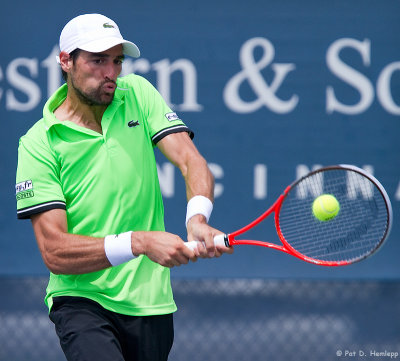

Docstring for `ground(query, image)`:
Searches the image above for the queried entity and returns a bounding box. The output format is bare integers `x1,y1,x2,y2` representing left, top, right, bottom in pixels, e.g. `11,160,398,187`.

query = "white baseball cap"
59,14,140,58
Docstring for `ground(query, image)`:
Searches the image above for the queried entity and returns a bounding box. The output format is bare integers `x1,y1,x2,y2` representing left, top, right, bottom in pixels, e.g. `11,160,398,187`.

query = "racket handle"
185,240,200,251
214,234,229,247
185,234,229,251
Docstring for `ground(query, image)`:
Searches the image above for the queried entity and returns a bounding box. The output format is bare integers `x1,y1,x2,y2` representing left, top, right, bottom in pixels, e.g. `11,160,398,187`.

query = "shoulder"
116,74,161,104
20,119,46,142
117,74,154,91
18,119,53,156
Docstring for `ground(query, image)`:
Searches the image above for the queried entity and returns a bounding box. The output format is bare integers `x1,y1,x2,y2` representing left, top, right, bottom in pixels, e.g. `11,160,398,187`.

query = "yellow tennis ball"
312,194,340,221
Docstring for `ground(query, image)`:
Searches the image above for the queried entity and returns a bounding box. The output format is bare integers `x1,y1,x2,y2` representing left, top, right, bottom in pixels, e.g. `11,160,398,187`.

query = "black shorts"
49,296,174,361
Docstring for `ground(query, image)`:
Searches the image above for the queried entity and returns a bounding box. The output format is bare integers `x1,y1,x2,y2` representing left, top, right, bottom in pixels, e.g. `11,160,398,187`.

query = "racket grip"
185,240,200,251
214,234,229,247
185,234,229,251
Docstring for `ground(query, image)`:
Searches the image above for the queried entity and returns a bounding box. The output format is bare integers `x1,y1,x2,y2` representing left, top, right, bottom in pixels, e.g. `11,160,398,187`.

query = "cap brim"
78,37,140,58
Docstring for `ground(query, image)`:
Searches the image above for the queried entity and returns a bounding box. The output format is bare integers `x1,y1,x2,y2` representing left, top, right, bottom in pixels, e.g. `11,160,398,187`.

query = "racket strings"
277,168,390,263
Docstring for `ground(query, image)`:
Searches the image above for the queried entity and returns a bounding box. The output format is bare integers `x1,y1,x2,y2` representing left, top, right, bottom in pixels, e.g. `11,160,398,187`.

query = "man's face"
68,45,124,106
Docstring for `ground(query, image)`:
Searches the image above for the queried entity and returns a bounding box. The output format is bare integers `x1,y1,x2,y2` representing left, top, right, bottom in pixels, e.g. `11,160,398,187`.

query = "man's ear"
58,51,73,73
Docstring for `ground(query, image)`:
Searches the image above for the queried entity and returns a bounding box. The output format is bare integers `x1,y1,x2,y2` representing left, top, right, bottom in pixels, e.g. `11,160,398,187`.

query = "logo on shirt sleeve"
15,180,34,201
165,112,180,121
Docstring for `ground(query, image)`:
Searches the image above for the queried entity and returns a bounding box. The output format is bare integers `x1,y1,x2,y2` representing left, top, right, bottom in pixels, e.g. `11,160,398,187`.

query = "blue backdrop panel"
0,0,399,278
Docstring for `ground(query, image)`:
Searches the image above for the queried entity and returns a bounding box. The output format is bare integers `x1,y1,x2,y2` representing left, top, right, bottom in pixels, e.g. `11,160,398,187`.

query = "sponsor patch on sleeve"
165,112,180,121
15,180,34,201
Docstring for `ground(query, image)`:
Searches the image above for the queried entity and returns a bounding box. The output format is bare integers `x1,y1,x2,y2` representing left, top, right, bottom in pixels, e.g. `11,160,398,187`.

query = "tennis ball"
312,194,340,221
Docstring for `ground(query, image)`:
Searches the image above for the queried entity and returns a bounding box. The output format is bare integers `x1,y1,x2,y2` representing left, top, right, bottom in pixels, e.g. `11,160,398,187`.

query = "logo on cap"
103,22,115,29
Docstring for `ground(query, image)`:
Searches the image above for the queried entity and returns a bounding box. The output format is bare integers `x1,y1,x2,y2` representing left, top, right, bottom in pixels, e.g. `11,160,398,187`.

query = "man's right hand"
131,231,198,268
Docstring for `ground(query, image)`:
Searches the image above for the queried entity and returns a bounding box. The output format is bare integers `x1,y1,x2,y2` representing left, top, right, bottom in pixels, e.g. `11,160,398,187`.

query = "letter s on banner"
326,38,374,115
6,57,41,112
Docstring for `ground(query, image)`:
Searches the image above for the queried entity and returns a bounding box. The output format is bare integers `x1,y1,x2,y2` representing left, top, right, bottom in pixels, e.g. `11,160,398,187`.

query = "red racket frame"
224,185,350,266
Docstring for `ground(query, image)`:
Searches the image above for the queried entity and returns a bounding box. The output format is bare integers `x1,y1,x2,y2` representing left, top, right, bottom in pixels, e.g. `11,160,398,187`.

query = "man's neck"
54,87,107,134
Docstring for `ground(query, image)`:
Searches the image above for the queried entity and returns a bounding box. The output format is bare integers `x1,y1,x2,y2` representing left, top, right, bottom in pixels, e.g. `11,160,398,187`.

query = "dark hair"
61,48,82,82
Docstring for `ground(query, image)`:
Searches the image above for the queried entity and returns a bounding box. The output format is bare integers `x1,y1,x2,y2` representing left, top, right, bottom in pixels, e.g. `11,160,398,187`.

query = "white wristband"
185,195,213,227
104,231,135,266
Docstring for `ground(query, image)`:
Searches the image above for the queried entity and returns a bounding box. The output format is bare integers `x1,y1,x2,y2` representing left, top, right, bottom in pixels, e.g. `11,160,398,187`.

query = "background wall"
2,0,398,278
0,0,399,360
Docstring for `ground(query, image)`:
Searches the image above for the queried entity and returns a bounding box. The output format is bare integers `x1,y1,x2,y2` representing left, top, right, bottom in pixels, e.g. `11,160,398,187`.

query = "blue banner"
1,0,399,278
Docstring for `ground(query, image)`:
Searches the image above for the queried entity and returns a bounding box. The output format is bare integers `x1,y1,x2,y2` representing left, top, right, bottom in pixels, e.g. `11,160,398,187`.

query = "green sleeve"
16,129,66,219
128,75,194,144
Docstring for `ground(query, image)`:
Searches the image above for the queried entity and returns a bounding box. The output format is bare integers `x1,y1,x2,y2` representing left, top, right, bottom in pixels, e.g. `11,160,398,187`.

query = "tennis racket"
186,164,392,266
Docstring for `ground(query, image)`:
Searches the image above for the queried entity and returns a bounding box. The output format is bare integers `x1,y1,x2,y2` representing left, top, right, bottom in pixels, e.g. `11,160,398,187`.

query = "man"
15,13,232,361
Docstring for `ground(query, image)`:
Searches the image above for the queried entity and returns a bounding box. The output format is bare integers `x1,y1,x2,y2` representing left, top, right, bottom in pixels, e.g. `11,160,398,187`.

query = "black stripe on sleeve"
17,200,66,219
151,125,194,144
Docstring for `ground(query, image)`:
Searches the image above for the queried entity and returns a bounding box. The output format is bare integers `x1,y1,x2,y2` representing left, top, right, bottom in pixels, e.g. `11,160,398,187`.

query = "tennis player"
15,13,232,361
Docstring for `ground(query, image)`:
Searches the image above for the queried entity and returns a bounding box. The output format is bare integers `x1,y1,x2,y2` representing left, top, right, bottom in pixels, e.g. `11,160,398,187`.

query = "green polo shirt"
16,74,193,316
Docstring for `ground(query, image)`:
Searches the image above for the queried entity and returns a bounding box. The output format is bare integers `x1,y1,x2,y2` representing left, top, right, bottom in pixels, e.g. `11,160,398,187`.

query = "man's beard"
70,77,116,106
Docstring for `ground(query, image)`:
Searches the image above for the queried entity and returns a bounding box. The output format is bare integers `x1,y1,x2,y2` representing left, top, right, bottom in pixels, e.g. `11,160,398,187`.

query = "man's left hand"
186,214,234,258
